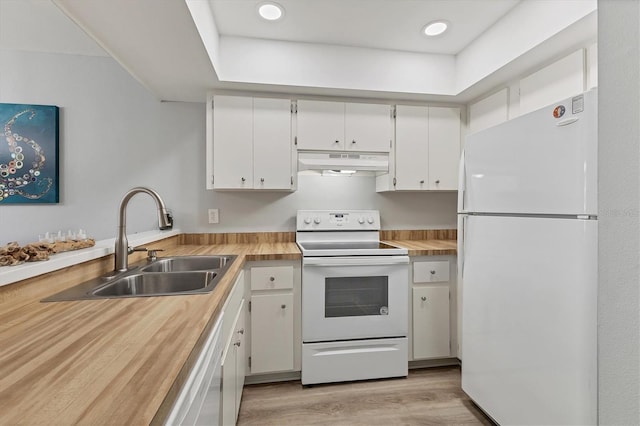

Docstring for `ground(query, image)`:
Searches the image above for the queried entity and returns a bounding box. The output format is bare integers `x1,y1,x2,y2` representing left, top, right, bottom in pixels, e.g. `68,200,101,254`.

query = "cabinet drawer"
250,266,293,290
413,261,449,283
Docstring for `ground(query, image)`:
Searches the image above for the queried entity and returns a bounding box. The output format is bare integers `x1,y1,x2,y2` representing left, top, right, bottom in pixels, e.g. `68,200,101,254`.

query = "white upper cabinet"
428,107,460,190
297,100,391,152
253,98,294,189
379,105,461,192
296,100,345,151
212,96,253,189
210,95,294,191
394,105,429,190
519,49,585,116
345,103,392,152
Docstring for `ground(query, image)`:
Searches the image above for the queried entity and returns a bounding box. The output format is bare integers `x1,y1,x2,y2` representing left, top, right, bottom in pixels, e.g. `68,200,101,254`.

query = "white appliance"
297,210,409,385
165,317,223,426
458,90,597,425
297,151,389,172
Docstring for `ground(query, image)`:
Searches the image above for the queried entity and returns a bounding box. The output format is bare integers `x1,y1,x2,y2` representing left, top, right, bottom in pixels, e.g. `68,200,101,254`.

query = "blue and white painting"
0,103,59,204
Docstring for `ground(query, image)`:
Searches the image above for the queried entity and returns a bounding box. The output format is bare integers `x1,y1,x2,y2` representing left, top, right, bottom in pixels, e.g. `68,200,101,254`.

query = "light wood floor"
237,366,495,425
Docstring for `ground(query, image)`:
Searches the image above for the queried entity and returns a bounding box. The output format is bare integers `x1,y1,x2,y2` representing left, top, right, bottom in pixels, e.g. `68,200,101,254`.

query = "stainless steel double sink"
42,255,237,302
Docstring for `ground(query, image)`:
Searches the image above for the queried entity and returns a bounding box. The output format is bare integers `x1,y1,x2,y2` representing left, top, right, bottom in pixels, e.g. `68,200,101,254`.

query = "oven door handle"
303,256,410,266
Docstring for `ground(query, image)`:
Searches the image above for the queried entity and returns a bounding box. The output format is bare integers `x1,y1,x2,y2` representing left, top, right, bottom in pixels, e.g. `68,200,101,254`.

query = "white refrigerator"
458,90,597,425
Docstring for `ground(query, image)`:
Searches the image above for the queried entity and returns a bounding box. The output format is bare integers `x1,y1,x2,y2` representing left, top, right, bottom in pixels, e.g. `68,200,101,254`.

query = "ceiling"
3,0,597,103
209,0,520,55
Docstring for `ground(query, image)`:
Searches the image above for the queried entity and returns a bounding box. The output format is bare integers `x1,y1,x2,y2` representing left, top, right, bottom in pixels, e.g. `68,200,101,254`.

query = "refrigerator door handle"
458,215,467,279
457,150,466,212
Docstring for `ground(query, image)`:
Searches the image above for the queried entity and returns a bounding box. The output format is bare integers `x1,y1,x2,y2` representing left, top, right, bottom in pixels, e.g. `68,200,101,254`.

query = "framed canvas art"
0,103,59,204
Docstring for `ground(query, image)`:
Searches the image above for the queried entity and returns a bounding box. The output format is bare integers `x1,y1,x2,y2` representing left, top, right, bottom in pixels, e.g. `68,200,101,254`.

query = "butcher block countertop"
385,239,457,256
0,242,300,426
0,235,455,425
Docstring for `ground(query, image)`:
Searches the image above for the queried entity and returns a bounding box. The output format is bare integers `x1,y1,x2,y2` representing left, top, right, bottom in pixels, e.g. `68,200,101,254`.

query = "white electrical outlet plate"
208,209,219,224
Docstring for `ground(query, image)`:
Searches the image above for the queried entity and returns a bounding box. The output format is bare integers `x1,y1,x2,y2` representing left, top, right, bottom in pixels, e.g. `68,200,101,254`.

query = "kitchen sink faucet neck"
114,187,173,272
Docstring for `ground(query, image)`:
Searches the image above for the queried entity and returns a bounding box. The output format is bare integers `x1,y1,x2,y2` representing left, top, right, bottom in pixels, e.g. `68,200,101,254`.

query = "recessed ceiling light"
423,21,449,37
258,2,284,21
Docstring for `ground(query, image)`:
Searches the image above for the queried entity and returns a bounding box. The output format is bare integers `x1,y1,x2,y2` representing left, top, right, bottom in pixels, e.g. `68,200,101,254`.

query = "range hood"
298,151,389,173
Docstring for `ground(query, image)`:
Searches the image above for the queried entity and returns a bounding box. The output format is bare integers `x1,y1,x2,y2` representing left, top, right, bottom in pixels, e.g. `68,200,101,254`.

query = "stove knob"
367,217,375,224
303,217,311,224
314,217,321,224
358,217,365,224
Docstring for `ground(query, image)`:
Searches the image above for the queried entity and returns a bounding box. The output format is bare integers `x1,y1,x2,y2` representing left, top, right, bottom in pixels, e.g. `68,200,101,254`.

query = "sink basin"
139,256,233,273
91,272,216,297
41,254,237,302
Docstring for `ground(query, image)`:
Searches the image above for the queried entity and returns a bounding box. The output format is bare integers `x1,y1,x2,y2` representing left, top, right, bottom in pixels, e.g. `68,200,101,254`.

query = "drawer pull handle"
421,296,427,301
237,328,244,335
269,276,275,282
435,180,440,184
260,178,265,183
420,180,425,184
241,177,246,182
281,304,286,309
430,270,436,274
234,341,241,347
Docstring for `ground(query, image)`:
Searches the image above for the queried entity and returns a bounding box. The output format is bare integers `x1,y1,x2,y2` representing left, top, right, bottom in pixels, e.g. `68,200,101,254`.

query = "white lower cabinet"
412,286,450,359
221,272,246,426
410,257,457,361
249,263,299,375
250,293,294,374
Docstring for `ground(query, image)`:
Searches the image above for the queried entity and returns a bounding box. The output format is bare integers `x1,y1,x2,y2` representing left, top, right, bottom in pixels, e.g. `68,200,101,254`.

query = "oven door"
302,256,409,342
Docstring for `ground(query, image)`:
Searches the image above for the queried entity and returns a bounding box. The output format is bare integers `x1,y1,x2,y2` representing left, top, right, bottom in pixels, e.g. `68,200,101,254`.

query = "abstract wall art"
0,103,59,204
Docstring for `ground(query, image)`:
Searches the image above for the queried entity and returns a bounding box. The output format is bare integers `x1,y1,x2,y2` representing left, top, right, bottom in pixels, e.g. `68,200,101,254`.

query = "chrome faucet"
114,187,173,272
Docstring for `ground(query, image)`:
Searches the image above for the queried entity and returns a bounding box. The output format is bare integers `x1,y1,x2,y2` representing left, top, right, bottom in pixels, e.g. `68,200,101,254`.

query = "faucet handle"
128,246,148,255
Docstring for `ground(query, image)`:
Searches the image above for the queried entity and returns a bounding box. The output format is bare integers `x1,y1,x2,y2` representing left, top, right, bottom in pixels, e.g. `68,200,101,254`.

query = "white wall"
0,50,457,245
597,0,640,424
0,50,204,245
219,36,456,95
196,175,458,232
456,0,596,92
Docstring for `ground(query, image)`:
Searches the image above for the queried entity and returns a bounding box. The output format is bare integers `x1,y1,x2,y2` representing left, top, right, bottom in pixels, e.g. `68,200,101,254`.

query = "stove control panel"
296,210,381,231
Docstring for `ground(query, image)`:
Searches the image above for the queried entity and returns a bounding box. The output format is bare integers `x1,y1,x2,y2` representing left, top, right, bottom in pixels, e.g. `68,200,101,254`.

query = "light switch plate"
208,209,219,224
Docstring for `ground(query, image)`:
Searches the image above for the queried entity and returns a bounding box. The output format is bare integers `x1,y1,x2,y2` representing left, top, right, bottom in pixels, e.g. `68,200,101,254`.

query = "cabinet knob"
269,276,275,282
430,270,436,275
351,140,356,144
420,180,425,184
237,328,244,335
435,180,440,184
234,341,241,347
260,178,265,183
281,304,286,309
421,296,427,301
334,140,340,144
241,177,246,182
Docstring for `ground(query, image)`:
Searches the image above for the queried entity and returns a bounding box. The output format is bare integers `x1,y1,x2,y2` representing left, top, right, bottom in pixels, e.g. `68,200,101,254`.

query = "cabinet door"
221,329,238,426
253,98,293,189
250,293,294,374
234,301,246,423
395,105,429,190
412,286,450,359
345,103,391,152
428,107,460,190
213,96,253,189
296,100,344,150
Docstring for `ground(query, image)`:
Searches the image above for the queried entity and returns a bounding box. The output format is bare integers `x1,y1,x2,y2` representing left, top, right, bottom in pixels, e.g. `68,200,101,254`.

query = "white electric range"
296,210,409,385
